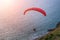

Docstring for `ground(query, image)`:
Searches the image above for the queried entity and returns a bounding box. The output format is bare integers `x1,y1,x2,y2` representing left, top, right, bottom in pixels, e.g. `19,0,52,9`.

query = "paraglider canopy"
24,7,46,16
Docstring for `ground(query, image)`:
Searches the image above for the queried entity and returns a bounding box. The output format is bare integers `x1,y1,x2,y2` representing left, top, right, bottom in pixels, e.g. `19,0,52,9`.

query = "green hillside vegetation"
38,22,60,40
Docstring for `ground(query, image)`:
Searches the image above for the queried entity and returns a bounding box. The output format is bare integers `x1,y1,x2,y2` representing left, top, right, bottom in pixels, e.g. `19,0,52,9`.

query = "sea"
0,0,60,40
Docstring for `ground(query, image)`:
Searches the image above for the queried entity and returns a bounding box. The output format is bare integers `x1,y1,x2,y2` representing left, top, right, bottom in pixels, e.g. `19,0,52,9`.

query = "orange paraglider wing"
24,7,46,16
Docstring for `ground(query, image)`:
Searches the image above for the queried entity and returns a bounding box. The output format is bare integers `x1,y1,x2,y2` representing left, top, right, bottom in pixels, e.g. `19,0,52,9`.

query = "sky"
0,0,60,40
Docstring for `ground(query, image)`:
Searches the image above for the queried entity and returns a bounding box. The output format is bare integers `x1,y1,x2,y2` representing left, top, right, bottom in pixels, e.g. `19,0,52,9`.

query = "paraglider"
24,7,46,16
33,28,36,32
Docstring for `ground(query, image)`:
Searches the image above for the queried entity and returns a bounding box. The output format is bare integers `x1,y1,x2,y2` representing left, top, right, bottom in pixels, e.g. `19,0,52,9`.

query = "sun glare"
0,0,32,19
0,0,28,23
0,0,13,5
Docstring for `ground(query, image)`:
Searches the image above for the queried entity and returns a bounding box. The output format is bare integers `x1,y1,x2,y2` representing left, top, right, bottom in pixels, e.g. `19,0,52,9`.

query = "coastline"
35,22,60,40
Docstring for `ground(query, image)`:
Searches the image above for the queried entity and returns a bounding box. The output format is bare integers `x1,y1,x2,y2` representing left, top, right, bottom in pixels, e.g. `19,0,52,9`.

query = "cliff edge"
38,22,60,40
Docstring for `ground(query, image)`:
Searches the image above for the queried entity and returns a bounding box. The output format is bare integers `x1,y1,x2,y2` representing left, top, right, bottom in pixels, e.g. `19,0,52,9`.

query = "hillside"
37,22,60,40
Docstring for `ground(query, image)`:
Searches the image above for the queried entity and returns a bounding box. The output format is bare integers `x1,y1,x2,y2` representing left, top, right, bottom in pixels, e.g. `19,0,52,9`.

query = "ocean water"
0,0,60,40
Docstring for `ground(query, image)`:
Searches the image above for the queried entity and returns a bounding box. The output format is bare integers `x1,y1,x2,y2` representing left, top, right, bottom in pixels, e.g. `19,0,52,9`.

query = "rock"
48,28,55,32
56,22,60,28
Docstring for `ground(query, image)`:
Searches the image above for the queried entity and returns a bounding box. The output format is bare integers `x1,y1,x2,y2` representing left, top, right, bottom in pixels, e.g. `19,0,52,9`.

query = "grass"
38,22,60,40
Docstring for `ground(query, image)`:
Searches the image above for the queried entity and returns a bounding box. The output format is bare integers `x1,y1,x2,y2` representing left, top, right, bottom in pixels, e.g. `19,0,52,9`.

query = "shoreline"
35,22,60,40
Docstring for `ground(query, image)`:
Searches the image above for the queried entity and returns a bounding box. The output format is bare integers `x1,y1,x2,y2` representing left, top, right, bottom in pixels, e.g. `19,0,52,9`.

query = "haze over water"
0,0,60,40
